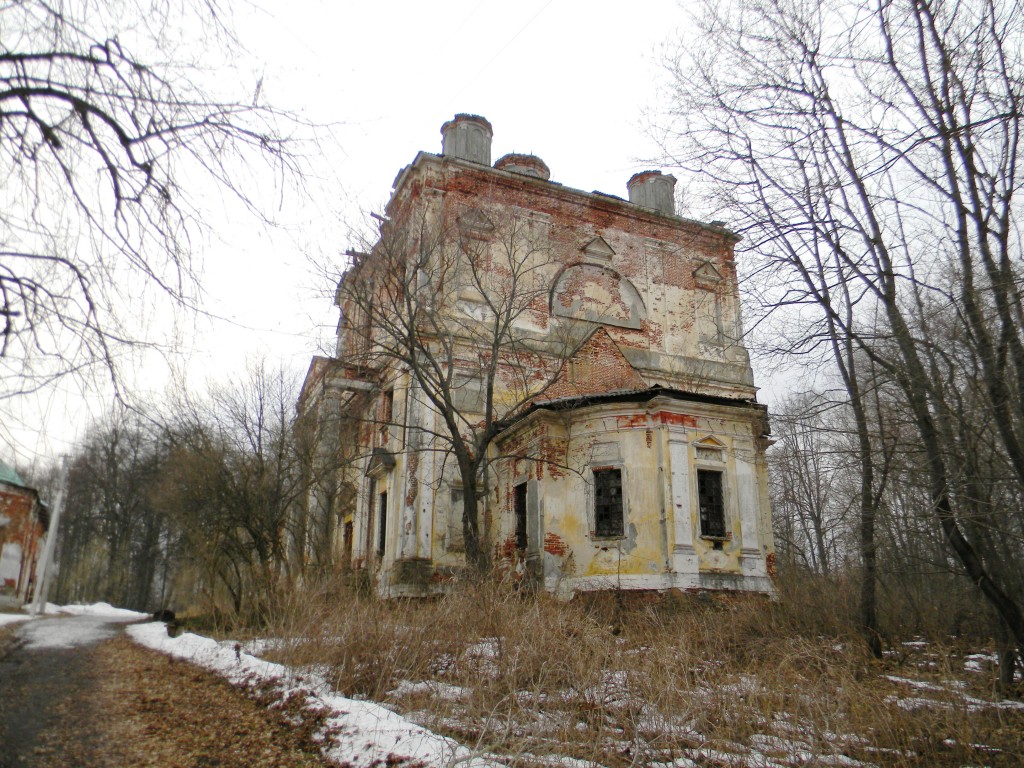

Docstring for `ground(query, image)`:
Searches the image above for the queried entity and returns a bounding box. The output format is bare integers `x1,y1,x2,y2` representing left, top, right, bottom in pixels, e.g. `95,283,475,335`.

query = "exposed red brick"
498,534,518,562
616,414,647,430
658,412,698,428
543,532,570,557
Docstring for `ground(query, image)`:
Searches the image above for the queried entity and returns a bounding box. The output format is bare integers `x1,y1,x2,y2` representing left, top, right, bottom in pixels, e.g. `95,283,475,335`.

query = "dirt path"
0,621,329,767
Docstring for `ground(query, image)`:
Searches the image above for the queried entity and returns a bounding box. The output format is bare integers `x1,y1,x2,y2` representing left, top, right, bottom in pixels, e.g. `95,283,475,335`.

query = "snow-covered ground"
128,622,503,768
1,602,149,648
7,605,1021,768
0,611,33,627
3,602,500,766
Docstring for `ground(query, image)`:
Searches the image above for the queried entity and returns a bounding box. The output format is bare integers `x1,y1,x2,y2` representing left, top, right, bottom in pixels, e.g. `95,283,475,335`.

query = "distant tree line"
47,361,344,623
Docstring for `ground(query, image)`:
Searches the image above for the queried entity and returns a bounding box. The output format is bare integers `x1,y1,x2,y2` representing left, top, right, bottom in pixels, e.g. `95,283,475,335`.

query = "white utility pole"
29,457,68,615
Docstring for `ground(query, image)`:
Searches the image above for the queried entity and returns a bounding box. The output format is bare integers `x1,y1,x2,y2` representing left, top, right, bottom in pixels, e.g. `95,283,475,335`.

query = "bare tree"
161,360,303,619
660,0,1024,663
1,0,300,398
335,203,578,571
53,408,170,610
769,394,860,576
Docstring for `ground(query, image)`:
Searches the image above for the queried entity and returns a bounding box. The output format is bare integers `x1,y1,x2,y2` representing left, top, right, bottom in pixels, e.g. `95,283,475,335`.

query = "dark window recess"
593,468,624,537
366,479,377,551
377,492,388,557
697,470,726,538
514,483,528,550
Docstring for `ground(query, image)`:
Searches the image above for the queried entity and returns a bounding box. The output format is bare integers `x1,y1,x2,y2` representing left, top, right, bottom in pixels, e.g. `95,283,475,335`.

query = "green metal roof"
0,459,27,489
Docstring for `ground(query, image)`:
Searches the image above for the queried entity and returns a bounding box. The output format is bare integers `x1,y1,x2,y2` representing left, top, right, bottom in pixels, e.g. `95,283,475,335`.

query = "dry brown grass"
259,573,1024,767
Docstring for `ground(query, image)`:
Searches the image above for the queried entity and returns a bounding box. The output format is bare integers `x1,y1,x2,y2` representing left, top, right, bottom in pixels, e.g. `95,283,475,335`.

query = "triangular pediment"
694,435,726,448
458,208,494,235
539,328,648,403
693,260,724,286
582,236,615,261
694,435,726,462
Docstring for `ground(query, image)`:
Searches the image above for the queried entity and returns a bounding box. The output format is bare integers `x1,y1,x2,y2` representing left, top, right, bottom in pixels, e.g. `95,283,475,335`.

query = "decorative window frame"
692,436,731,544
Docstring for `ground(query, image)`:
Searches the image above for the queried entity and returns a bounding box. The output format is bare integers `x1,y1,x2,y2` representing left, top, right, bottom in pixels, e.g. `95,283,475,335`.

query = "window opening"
377,491,388,557
593,468,624,537
514,483,528,550
366,478,376,552
697,469,726,538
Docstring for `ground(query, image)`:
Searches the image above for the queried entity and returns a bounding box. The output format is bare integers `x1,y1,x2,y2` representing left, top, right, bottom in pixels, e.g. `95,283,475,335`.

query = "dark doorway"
342,521,353,570
514,483,528,550
377,491,388,558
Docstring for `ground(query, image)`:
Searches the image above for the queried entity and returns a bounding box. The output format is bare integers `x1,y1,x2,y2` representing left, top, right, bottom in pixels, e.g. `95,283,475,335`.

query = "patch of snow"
515,754,604,768
128,622,504,768
684,744,786,767
960,693,1024,711
16,603,146,649
0,612,33,627
813,755,875,767
941,738,1001,753
963,652,997,673
884,676,1024,713
885,695,950,711
749,733,810,753
464,637,499,658
388,679,472,701
54,602,149,619
883,676,945,692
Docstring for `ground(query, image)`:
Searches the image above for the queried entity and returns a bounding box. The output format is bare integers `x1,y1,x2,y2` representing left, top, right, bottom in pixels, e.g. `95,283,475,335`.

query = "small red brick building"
0,460,47,605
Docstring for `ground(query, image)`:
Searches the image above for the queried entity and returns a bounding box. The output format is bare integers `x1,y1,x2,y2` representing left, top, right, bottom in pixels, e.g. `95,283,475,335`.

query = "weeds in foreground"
257,573,1023,767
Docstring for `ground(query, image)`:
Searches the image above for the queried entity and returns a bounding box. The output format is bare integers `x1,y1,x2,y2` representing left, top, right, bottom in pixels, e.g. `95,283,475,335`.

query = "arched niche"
549,263,647,330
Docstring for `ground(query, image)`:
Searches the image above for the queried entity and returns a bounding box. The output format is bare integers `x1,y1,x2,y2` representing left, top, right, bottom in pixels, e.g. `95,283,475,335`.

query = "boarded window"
593,468,624,537
379,389,394,445
448,484,465,552
697,470,726,538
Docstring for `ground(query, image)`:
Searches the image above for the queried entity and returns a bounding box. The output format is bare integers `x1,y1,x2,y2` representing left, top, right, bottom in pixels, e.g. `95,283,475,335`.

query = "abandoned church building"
298,115,775,597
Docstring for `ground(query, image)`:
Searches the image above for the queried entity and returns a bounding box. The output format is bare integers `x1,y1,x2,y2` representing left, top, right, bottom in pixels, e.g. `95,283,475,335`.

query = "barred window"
697,469,726,538
593,468,624,537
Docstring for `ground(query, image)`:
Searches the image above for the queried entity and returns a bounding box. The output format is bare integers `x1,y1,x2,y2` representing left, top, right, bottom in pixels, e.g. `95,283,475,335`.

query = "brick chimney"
494,153,550,180
440,114,493,165
627,171,677,215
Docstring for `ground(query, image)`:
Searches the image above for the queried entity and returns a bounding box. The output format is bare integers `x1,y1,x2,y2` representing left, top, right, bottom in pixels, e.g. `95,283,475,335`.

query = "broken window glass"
593,468,624,537
697,469,726,538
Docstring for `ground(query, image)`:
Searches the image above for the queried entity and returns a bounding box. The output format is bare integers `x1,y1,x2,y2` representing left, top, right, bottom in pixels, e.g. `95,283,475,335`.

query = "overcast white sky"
4,0,741,468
